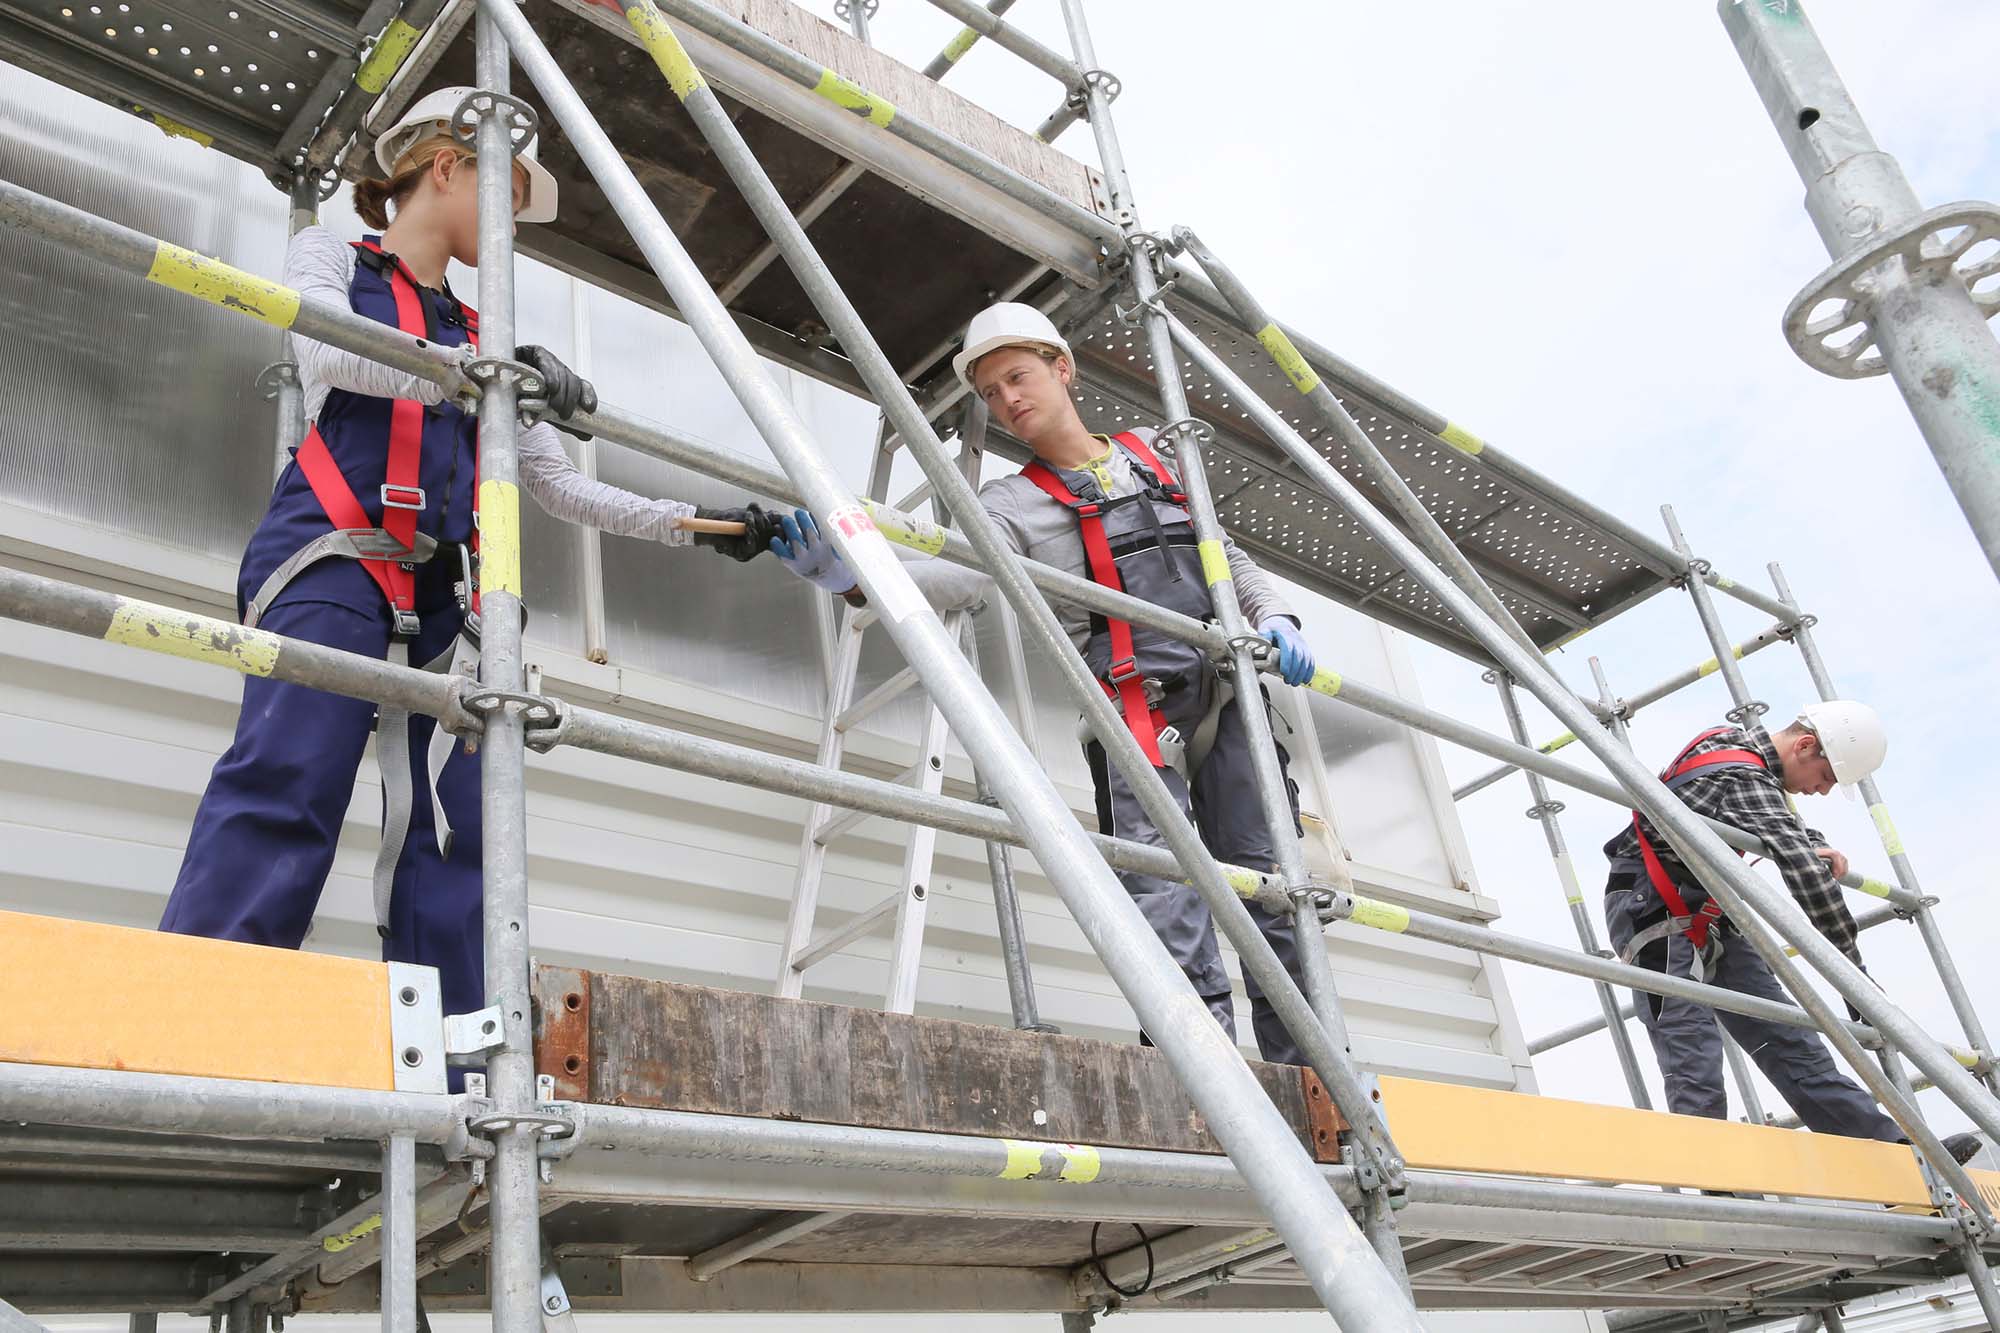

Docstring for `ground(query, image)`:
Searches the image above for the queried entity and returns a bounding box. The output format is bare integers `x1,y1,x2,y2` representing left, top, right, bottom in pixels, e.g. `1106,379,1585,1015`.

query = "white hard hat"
1796,699,1887,790
952,301,1072,392
373,86,558,225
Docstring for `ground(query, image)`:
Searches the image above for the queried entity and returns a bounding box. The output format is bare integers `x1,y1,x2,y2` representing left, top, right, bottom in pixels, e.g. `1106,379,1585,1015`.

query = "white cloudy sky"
786,0,2000,1134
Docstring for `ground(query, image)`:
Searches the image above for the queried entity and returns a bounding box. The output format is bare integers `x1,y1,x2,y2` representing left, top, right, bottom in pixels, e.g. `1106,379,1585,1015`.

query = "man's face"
1779,730,1839,796
972,345,1070,442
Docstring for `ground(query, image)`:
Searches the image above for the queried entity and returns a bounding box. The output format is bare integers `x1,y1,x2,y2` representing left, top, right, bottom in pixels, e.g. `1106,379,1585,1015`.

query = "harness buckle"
380,483,428,513
1106,655,1141,685
390,607,422,639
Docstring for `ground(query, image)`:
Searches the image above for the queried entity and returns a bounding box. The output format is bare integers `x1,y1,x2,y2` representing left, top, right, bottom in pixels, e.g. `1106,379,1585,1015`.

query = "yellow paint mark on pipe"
1254,323,1319,395
1855,877,1896,900
1539,731,1576,754
355,17,422,94
136,107,213,147
323,1212,383,1252
146,242,300,328
627,2,706,100
941,26,980,63
1439,422,1485,455
1346,896,1410,934
106,602,280,677
813,68,895,127
1869,804,1905,858
999,1139,1043,1180
478,480,522,598
1223,867,1265,900
1714,575,1736,590
1308,668,1342,697
1198,538,1232,587
1058,1144,1102,1183
864,499,946,557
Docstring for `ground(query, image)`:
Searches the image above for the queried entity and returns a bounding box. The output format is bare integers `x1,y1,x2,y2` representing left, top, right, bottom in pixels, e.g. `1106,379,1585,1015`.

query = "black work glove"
516,343,598,440
693,502,782,563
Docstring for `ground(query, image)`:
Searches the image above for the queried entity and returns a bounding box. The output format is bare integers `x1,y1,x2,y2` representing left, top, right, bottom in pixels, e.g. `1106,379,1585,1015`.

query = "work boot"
1944,1132,1984,1166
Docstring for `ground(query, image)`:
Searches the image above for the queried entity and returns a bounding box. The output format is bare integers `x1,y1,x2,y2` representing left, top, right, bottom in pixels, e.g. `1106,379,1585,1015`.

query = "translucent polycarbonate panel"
1290,587,1457,889
0,64,286,560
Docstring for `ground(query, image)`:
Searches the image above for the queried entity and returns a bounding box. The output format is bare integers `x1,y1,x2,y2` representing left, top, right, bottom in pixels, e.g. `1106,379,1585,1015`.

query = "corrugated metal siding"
0,58,1532,1088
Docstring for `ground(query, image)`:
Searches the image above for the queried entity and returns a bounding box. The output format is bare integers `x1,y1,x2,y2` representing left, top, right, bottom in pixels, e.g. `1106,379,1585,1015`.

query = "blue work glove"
771,509,858,595
1259,615,1315,687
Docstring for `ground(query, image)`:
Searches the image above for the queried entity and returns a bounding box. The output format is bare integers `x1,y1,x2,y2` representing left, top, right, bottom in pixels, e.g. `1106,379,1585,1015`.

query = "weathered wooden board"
532,967,1340,1161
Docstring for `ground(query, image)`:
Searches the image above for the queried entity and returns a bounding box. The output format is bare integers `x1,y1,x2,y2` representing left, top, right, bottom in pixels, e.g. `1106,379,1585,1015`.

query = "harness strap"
1631,728,1768,952
1023,431,1173,766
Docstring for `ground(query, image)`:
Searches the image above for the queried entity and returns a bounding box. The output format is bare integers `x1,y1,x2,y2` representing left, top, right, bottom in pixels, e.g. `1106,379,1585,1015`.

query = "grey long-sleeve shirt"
904,427,1295,650
286,227,697,545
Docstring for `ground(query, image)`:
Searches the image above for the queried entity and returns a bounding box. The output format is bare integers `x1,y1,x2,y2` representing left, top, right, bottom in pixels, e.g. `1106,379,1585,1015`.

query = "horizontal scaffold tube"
0,1063,469,1145
1453,622,1794,801
919,0,1082,85
564,1101,1962,1245
0,565,1289,914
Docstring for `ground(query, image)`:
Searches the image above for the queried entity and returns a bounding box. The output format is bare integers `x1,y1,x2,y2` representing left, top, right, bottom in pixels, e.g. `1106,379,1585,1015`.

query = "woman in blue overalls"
160,87,772,1030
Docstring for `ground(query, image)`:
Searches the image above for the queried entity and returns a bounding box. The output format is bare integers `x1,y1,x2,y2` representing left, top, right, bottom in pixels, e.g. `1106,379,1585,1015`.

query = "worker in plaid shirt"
1602,702,1981,1159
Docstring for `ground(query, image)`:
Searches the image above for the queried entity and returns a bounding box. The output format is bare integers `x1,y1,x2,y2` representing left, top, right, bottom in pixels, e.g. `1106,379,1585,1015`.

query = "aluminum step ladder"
774,402,1039,1013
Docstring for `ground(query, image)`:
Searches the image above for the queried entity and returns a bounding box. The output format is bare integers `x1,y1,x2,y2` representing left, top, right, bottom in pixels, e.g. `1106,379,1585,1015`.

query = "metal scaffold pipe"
481,5,1414,1323
1155,305,2000,1201
468,15,543,1330
1722,0,2000,581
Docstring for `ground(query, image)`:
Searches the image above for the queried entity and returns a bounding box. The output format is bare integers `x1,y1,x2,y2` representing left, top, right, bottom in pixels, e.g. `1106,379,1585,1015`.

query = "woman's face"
430,149,527,266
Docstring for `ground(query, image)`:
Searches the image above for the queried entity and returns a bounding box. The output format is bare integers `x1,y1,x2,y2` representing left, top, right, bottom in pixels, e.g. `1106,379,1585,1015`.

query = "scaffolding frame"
1,0,1999,1329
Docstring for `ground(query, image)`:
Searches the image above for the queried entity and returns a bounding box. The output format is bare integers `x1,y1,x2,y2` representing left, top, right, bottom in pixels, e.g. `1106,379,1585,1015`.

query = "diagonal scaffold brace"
480,1,1423,1325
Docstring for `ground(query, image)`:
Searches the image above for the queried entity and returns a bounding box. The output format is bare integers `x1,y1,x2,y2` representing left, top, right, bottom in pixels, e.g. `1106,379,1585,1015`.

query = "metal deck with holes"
0,0,1687,662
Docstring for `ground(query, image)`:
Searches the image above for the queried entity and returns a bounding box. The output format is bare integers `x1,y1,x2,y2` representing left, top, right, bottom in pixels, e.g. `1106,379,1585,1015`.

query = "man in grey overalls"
1603,703,1979,1159
771,302,1318,1063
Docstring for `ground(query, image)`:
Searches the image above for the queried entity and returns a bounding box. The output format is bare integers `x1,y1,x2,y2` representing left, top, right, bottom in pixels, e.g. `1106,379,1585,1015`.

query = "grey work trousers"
1605,881,1901,1141
1085,669,1307,1065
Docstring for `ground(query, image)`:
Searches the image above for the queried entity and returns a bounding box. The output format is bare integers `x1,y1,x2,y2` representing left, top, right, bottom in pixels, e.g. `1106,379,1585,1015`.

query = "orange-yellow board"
0,910,395,1090
1379,1074,1937,1206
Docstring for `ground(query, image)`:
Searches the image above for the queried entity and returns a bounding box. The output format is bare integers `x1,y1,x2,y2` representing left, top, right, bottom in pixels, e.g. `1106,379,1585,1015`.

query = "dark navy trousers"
1086,670,1307,1065
160,577,487,1032
1605,883,1901,1141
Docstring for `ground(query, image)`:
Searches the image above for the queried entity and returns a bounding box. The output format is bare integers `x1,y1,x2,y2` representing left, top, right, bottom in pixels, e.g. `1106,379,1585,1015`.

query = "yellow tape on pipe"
813,68,896,127
105,601,280,678
1347,897,1410,934
1254,323,1320,395
478,480,522,598
355,17,422,94
1198,538,1232,587
146,242,300,329
627,2,706,100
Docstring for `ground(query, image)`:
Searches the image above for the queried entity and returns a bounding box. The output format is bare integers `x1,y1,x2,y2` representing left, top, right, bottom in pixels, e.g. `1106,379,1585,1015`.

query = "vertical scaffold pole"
584,0,1407,1197
1875,1047,2000,1326
483,6,1422,1325
1154,306,2000,1203
262,172,322,481
1769,562,1999,1093
469,12,542,1330
380,1134,417,1333
1492,673,1653,1110
1052,0,1404,1282
1660,505,1775,1128
1720,0,2000,581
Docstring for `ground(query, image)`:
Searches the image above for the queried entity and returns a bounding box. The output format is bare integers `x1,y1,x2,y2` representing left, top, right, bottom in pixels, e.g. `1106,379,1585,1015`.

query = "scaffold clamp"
443,1004,507,1064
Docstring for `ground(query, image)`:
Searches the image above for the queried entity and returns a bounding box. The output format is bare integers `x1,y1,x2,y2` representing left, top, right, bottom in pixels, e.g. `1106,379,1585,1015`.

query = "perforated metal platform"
0,0,379,167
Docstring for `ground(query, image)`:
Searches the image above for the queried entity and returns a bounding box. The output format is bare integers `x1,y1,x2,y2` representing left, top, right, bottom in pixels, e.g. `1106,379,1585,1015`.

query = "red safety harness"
1021,431,1187,768
293,240,480,631
1631,726,1768,950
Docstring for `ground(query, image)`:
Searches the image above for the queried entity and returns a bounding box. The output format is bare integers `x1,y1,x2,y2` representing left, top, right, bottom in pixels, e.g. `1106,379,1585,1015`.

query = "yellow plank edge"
0,910,396,1090
1377,1075,1930,1206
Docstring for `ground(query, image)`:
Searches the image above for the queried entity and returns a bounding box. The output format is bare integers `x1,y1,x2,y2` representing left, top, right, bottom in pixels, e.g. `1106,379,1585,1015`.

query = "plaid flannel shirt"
1603,722,1862,964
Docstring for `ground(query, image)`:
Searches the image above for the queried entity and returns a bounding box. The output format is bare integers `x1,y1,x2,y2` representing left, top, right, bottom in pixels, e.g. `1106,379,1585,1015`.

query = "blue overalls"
160,239,489,1033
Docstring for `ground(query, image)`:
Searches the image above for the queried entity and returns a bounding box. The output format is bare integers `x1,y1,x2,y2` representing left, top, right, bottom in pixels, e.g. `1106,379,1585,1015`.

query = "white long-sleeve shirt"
286,226,695,545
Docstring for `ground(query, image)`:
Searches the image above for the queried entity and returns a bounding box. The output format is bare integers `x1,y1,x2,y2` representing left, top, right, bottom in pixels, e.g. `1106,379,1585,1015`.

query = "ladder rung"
790,892,901,974
812,759,923,845
836,665,921,734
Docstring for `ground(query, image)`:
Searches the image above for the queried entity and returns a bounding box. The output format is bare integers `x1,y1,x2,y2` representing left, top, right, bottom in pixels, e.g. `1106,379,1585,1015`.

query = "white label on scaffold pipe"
827,504,926,625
